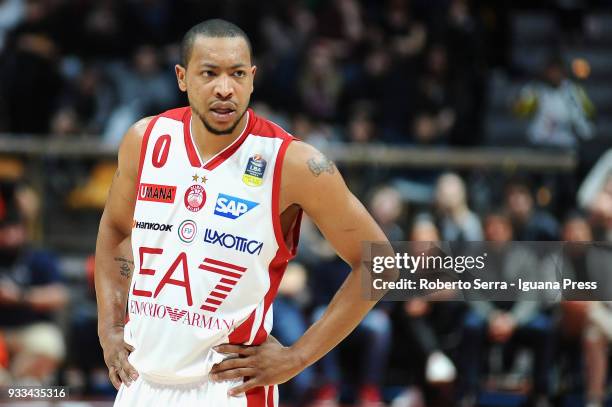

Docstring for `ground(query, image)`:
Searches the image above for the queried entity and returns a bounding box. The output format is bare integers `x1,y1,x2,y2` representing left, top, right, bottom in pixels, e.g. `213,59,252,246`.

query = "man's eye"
233,71,246,77
203,71,216,77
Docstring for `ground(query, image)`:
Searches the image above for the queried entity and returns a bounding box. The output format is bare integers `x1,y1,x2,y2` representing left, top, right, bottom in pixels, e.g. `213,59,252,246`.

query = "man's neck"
190,109,249,162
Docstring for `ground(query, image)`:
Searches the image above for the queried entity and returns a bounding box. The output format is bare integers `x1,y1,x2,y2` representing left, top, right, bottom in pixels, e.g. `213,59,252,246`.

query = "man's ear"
250,65,257,93
175,64,187,92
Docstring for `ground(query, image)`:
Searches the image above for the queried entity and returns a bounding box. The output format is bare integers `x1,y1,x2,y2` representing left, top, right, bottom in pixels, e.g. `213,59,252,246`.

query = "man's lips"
210,108,236,123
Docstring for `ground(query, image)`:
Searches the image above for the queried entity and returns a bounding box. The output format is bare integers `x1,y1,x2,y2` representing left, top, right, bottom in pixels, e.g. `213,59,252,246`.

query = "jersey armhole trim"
134,116,161,198
271,138,296,260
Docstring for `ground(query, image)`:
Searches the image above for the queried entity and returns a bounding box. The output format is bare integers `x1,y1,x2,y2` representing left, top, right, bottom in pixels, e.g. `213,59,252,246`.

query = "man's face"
506,186,532,221
176,36,256,135
0,224,26,250
485,216,512,242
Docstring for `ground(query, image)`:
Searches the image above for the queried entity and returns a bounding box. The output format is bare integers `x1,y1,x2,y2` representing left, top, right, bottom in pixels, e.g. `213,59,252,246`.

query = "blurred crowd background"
1,0,612,406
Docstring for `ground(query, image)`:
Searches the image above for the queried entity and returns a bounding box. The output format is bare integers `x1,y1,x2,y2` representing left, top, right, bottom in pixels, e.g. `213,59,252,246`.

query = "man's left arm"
212,141,389,395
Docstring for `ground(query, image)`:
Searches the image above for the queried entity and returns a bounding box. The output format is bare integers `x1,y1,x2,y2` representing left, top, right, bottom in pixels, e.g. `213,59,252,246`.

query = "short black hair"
180,18,253,67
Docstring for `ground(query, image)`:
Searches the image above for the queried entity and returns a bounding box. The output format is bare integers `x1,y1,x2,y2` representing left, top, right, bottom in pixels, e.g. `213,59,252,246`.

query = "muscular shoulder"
118,116,155,177
122,116,154,152
280,140,345,211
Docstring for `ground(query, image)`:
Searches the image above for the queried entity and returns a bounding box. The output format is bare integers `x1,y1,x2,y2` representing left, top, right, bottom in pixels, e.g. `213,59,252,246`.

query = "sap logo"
203,228,263,255
214,194,258,220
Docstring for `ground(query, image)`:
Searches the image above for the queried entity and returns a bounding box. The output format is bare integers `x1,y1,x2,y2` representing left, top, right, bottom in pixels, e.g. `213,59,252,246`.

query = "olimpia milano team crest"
184,184,206,212
178,220,197,244
242,154,267,187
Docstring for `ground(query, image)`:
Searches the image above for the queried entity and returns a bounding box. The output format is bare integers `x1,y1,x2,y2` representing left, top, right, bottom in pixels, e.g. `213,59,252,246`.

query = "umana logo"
138,183,176,203
214,194,258,220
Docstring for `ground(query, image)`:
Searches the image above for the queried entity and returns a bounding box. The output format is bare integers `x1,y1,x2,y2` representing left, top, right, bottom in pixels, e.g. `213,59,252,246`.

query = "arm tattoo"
307,155,335,177
114,257,134,279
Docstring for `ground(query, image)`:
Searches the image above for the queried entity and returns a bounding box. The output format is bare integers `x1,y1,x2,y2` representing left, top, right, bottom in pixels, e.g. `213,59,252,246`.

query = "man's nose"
214,75,233,100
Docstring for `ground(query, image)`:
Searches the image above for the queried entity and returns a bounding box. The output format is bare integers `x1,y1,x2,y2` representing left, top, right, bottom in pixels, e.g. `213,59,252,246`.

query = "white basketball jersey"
124,107,302,384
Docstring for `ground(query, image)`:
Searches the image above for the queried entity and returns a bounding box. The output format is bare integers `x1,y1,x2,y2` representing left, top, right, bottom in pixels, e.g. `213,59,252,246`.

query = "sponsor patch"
133,220,173,232
178,220,197,244
214,194,258,220
242,154,267,187
203,228,263,255
138,183,176,203
184,185,206,212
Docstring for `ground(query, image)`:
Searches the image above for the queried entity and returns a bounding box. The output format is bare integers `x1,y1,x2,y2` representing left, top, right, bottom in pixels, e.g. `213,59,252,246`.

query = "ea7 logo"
214,194,258,220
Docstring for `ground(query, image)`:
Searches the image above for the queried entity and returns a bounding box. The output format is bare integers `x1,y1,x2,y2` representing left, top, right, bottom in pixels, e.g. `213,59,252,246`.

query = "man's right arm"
94,117,152,389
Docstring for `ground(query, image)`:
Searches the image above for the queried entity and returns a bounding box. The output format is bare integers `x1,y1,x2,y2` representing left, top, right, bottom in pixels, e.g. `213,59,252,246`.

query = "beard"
192,105,248,136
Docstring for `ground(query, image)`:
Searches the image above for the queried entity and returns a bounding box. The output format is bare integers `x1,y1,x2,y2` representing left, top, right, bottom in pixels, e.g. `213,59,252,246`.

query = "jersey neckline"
182,107,255,171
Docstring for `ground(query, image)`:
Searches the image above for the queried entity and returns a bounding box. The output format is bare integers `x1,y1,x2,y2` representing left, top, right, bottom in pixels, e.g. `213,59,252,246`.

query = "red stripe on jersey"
182,108,202,167
267,385,274,407
209,291,227,299
204,258,247,272
201,305,217,313
229,309,256,344
182,108,256,171
246,386,266,407
215,284,233,292
160,106,189,122
229,126,301,347
204,109,255,171
205,298,222,306
271,138,296,259
251,137,303,345
220,277,238,285
198,264,242,279
135,116,160,198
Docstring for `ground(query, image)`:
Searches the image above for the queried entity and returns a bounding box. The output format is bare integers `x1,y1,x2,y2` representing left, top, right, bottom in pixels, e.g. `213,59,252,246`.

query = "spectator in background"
514,55,595,150
65,255,112,397
542,215,612,407
300,214,391,407
412,45,456,145
52,65,115,136
0,0,24,53
316,0,365,57
505,178,560,241
0,0,63,133
383,0,427,62
370,0,425,142
291,112,338,152
271,262,315,406
443,0,487,146
70,0,129,59
345,103,377,144
434,172,483,241
369,185,404,242
577,148,612,241
392,215,460,406
0,331,9,385
102,44,178,144
459,212,554,407
0,180,68,385
298,41,344,121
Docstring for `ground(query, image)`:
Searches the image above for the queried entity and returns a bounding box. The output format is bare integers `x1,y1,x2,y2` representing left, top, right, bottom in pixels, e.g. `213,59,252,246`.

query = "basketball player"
95,19,388,406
